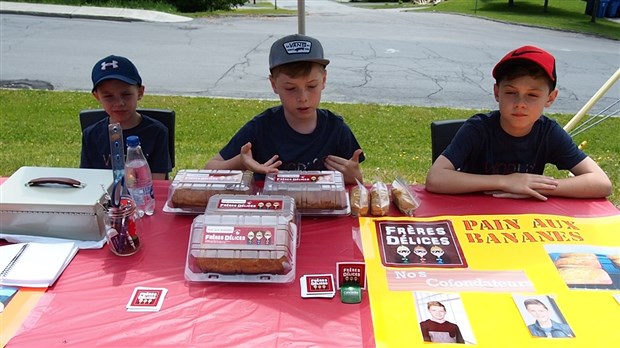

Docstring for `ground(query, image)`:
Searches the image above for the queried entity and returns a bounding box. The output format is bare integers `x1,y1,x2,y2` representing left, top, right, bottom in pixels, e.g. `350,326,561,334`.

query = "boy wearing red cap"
426,45,611,200
205,34,364,184
80,55,171,179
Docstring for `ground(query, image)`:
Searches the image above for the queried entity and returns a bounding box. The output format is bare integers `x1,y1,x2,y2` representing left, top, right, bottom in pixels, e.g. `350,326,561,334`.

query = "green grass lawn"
423,0,620,41
0,89,618,206
348,0,620,40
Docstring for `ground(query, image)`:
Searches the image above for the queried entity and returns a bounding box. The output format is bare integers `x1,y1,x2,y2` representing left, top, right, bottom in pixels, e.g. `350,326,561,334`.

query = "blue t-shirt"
219,106,365,178
80,114,172,175
443,111,586,175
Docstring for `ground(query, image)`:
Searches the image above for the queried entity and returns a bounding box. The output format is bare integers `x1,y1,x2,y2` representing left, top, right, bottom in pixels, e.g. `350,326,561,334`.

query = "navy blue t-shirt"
80,114,172,175
443,111,586,175
219,106,365,178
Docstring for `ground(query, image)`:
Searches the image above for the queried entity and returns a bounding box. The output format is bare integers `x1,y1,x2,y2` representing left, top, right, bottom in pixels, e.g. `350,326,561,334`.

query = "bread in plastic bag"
370,181,390,216
350,179,369,217
391,177,421,216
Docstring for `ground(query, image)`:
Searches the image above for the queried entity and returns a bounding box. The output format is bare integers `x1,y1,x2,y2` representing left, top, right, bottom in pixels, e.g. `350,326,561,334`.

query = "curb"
0,8,134,22
0,1,193,23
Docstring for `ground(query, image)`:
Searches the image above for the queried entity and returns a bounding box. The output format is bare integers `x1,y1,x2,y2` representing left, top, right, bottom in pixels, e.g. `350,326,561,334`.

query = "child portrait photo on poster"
512,294,575,338
414,291,476,344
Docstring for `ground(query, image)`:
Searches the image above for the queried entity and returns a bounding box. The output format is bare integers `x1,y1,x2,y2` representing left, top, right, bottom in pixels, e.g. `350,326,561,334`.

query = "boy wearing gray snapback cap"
80,55,171,179
206,34,365,184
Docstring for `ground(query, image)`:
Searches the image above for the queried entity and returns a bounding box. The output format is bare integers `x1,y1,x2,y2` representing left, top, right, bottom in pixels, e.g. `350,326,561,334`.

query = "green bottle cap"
340,283,362,304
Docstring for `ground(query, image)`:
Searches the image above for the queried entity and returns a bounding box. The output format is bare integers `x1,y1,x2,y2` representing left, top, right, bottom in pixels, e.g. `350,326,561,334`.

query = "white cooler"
0,166,114,241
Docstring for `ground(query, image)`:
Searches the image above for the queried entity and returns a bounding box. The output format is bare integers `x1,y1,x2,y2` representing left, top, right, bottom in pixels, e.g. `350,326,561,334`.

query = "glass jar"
104,195,142,256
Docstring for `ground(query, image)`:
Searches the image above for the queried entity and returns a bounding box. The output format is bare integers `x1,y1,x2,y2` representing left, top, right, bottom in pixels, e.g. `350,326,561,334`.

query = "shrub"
168,0,246,12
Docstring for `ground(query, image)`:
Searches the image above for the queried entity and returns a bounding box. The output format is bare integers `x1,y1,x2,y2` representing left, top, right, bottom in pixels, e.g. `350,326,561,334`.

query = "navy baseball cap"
91,55,142,91
269,34,330,70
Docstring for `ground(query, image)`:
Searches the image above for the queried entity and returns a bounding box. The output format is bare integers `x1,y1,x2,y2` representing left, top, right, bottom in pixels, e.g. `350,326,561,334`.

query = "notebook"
0,242,79,287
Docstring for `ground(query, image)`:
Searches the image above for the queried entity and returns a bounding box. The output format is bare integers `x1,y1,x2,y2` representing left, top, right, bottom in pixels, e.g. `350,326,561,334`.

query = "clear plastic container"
206,194,301,246
262,171,350,215
185,201,297,283
164,170,255,214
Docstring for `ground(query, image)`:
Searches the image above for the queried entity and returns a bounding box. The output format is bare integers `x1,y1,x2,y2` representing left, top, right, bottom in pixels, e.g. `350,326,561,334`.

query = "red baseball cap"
492,45,556,82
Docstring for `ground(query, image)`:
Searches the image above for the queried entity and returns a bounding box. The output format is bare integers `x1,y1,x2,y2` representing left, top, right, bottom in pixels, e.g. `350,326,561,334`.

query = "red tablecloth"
6,181,618,347
7,181,374,347
409,185,619,218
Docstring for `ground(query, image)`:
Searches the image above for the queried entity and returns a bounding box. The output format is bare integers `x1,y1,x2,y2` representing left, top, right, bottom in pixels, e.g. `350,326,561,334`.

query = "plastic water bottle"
125,135,155,217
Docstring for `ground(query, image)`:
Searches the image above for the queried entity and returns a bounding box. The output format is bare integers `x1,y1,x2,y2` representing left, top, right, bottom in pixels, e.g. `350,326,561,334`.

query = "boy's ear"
268,75,278,94
137,85,145,100
92,90,101,102
545,88,558,108
493,84,500,102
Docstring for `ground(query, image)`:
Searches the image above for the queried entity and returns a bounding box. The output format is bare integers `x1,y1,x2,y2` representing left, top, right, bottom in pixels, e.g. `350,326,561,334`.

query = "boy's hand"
239,142,281,174
325,149,364,184
484,191,533,200
495,173,559,201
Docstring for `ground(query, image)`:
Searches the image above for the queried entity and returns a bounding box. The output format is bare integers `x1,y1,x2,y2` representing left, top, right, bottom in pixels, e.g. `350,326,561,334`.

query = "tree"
591,0,601,22
169,0,246,12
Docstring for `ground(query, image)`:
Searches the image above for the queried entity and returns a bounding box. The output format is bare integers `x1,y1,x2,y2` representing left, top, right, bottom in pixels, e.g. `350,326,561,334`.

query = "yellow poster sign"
360,213,620,347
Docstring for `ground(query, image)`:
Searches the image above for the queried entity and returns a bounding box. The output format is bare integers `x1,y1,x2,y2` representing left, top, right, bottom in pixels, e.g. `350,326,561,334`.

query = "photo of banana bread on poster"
375,220,467,268
544,244,620,290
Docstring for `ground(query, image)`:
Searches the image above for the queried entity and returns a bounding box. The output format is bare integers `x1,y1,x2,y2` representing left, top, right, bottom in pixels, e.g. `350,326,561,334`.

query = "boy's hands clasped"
487,173,559,201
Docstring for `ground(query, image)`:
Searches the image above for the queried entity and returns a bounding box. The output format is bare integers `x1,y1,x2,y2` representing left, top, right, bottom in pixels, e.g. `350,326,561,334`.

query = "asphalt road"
1,0,619,114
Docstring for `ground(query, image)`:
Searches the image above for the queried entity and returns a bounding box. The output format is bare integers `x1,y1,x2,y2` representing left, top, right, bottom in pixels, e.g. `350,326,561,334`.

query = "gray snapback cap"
269,34,330,70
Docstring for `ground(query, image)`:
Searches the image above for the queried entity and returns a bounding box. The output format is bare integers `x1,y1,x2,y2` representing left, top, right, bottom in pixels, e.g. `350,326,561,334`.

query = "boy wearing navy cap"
205,34,365,184
426,45,611,200
80,55,171,179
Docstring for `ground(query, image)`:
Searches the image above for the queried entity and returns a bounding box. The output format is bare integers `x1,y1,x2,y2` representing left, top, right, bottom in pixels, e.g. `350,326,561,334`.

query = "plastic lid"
126,135,141,147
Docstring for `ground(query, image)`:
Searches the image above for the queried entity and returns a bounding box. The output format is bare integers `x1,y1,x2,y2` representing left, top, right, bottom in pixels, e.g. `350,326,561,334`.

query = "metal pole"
563,68,620,132
298,0,306,35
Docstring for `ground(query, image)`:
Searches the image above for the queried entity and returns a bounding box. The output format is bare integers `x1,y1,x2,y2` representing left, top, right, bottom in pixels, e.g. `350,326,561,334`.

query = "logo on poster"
376,220,468,268
384,224,450,246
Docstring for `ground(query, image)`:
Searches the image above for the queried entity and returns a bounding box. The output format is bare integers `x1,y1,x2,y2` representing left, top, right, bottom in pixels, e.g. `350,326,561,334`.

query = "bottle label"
129,185,154,206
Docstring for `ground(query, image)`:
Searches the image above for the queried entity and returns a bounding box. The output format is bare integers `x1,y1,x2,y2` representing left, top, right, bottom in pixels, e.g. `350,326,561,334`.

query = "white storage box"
0,167,114,241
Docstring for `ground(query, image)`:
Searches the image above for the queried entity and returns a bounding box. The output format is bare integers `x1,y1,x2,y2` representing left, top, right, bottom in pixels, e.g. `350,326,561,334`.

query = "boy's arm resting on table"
485,157,611,200
324,149,364,185
537,156,612,199
426,156,612,200
425,155,560,201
